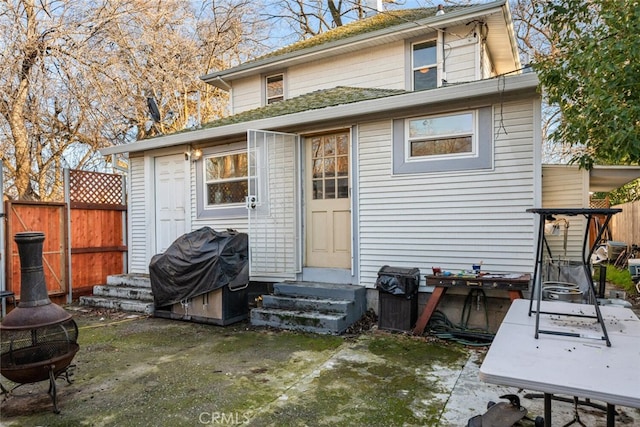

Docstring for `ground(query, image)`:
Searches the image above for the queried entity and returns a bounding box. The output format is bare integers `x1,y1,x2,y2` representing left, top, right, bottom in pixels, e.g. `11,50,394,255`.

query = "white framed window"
203,150,250,208
412,40,437,91
393,107,492,174
266,73,284,104
406,112,476,161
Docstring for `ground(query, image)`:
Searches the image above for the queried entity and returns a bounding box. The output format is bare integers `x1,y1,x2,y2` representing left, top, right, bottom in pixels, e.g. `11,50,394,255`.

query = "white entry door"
247,130,301,278
154,154,188,253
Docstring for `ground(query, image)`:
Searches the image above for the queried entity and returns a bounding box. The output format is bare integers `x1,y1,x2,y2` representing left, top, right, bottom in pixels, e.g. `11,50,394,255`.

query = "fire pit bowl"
0,232,79,413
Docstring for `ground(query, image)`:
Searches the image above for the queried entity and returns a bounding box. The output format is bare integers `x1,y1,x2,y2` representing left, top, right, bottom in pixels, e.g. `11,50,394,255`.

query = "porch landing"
250,282,367,334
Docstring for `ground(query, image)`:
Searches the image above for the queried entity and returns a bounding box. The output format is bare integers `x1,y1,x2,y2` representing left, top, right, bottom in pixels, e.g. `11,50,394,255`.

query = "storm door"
247,130,301,278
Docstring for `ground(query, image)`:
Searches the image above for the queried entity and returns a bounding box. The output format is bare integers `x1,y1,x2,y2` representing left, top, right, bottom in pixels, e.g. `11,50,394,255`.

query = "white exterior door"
247,130,301,278
305,131,351,268
154,154,187,253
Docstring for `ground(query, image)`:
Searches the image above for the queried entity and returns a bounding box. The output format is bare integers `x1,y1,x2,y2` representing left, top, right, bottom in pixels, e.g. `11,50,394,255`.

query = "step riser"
261,295,351,315
251,282,367,334
250,309,348,335
274,282,366,302
106,274,151,288
93,285,154,301
79,296,153,315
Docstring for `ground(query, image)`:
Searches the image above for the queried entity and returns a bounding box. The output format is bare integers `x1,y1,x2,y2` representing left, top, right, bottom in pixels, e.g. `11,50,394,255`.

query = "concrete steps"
250,282,366,334
79,274,154,315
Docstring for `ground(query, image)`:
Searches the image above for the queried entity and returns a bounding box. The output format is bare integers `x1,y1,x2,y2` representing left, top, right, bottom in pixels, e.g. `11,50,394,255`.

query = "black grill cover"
149,227,249,307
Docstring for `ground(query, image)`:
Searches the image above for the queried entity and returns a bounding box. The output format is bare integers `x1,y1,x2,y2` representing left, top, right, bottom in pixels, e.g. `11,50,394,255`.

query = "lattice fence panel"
69,170,124,205
590,197,609,209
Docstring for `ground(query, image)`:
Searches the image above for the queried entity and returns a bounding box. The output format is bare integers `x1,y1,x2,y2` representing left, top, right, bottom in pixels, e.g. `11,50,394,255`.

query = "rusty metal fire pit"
0,232,79,413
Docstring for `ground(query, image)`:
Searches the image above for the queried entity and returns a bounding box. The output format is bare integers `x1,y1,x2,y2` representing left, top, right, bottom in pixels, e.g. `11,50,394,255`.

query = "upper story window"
412,40,437,91
204,151,250,207
266,74,284,104
407,112,475,159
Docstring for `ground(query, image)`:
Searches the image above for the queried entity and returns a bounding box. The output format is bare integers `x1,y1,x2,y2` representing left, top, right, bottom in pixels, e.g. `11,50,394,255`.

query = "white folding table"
480,299,640,427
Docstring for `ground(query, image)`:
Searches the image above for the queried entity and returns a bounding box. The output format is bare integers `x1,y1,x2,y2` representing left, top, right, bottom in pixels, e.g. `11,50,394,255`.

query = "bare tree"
0,0,267,200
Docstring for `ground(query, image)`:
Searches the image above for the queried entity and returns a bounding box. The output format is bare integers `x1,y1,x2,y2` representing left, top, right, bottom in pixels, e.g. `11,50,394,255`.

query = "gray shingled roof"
198,86,406,131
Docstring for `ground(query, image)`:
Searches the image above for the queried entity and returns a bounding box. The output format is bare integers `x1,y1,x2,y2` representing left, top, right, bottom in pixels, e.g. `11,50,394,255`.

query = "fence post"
64,168,72,304
1,160,6,315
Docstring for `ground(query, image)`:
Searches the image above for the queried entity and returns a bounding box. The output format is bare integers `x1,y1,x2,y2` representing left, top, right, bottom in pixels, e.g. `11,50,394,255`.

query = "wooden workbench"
412,273,530,335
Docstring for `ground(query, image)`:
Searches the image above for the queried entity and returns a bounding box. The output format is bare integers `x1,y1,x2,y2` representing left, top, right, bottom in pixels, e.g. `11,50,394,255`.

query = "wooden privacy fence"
611,200,640,245
4,170,127,304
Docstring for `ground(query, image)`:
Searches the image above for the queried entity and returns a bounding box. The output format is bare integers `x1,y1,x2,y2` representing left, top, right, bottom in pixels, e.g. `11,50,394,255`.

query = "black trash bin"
376,266,420,332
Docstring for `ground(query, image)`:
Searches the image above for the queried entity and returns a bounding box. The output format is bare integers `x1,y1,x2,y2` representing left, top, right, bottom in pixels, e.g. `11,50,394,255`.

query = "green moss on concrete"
1,311,468,427
249,335,468,426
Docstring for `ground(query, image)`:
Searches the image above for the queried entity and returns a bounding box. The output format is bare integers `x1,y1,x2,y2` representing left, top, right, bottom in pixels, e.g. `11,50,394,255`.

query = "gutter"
101,72,538,156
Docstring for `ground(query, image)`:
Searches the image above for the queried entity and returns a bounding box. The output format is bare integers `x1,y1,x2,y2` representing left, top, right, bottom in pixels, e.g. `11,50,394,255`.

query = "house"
100,1,543,329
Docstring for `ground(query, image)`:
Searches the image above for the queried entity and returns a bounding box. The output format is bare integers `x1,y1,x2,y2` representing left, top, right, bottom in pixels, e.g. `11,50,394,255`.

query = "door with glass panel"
305,131,351,268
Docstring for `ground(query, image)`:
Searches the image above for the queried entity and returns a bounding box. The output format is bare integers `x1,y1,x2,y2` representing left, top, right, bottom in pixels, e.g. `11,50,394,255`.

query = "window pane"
413,41,436,67
337,178,349,198
337,156,348,176
311,138,322,157
313,180,323,199
324,158,335,177
409,113,473,138
337,135,349,155
325,179,335,198
309,132,350,200
267,75,283,98
207,181,248,204
324,137,335,156
411,136,473,157
205,152,250,207
313,159,323,178
414,68,437,91
206,153,247,180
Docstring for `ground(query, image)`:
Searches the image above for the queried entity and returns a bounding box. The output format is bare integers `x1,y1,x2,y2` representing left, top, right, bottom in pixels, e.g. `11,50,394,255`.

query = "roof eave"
202,0,508,88
101,72,538,156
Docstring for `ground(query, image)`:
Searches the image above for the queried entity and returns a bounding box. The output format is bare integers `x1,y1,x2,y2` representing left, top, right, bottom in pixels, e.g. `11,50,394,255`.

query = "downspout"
213,76,231,91
439,29,446,86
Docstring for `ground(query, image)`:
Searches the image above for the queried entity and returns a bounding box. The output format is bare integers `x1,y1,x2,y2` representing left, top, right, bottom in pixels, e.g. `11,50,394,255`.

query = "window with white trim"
204,151,250,207
266,74,284,104
406,112,475,160
393,107,492,175
412,40,437,90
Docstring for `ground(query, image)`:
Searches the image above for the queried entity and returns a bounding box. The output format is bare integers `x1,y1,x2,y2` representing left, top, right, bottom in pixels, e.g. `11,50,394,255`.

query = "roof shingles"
256,6,468,61
200,86,406,130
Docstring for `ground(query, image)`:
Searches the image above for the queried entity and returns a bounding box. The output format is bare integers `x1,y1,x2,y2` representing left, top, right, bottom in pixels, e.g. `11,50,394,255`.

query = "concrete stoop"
250,282,366,334
79,274,154,315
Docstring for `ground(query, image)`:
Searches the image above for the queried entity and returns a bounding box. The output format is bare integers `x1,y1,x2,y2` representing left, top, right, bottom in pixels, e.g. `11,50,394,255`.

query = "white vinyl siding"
480,42,494,78
444,37,478,84
358,99,537,288
289,41,405,96
228,24,484,113
128,155,148,274
231,76,260,114
541,165,589,260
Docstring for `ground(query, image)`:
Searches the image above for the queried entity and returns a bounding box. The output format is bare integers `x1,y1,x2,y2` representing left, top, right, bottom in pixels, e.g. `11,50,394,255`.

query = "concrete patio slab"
1,305,638,426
